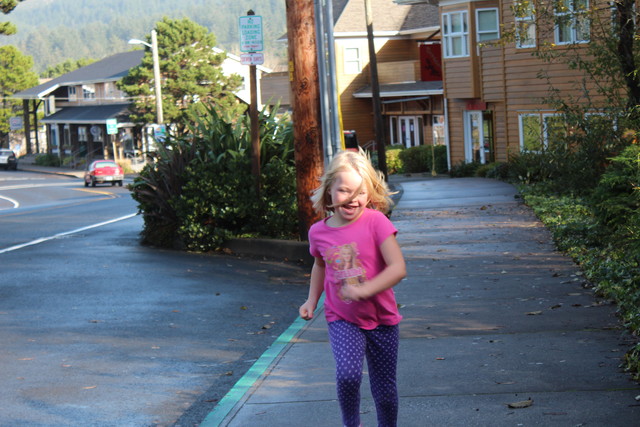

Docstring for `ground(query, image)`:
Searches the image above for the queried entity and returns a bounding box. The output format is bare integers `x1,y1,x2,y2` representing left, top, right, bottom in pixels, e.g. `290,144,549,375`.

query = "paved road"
0,169,310,426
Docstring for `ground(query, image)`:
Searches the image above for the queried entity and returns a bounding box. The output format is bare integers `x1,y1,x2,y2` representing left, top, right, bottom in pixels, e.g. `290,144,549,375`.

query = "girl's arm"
299,256,326,320
341,234,406,301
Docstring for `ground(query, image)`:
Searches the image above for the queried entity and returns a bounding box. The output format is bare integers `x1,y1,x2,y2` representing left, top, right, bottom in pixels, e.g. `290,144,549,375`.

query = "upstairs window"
83,84,96,100
476,8,500,42
344,47,362,74
514,0,536,48
443,11,469,58
555,0,590,44
68,86,77,101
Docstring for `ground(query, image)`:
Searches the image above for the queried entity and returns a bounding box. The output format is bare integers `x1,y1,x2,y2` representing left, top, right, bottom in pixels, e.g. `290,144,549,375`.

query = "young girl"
299,149,406,427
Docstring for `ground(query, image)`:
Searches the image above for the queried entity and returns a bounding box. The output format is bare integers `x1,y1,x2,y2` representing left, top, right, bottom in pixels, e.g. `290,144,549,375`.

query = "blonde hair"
311,148,394,215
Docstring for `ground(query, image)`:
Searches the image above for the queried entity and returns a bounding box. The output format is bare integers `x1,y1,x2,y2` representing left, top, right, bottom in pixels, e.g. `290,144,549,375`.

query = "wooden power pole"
286,0,324,240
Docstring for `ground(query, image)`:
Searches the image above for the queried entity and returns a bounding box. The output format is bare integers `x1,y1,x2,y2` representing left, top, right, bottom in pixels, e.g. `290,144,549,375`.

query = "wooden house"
332,0,443,151
396,0,604,166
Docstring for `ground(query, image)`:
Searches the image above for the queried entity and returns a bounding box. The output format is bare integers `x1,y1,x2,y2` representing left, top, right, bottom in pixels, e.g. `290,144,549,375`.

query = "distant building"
332,0,442,152
13,48,272,167
13,51,144,166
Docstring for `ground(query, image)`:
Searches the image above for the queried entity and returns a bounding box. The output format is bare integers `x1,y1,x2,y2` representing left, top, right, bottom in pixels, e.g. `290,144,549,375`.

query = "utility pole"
150,29,163,125
286,0,324,240
364,0,387,179
246,9,261,193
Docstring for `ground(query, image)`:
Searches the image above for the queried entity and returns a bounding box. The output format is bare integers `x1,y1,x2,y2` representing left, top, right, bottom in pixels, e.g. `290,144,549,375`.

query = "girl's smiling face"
328,168,368,227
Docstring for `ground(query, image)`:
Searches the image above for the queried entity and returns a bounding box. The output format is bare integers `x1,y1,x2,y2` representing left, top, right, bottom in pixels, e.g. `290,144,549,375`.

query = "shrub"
399,146,430,173
591,144,640,230
35,153,61,167
129,103,298,251
397,145,448,174
449,160,479,177
433,145,449,173
385,145,404,174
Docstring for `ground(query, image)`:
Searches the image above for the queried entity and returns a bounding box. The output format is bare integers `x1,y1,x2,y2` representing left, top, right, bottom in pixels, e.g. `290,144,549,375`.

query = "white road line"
0,195,19,208
0,213,138,254
0,182,80,191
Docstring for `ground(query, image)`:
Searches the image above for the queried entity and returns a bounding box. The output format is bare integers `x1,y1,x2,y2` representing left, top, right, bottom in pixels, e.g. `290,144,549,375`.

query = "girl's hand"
299,300,317,320
340,283,369,302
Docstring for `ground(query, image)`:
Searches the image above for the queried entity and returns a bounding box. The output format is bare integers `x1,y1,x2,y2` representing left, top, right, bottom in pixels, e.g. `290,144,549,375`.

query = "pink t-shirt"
309,208,402,330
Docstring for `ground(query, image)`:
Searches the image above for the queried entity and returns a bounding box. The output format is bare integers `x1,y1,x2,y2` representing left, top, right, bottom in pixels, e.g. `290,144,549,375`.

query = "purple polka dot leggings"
328,320,399,427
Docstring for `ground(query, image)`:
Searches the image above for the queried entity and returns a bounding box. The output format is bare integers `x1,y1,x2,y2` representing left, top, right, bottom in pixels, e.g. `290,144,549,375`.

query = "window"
542,114,566,146
104,82,124,100
68,86,77,101
78,126,87,142
518,113,566,151
344,47,361,74
476,8,500,42
519,114,542,151
514,0,536,48
555,0,590,44
442,11,469,58
83,84,96,100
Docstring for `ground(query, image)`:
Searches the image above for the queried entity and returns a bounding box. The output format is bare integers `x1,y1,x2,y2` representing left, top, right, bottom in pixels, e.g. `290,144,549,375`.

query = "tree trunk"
616,0,640,110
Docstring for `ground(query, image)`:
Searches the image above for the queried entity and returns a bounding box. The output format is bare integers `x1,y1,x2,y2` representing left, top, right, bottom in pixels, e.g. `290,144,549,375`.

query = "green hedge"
372,144,448,175
129,104,298,251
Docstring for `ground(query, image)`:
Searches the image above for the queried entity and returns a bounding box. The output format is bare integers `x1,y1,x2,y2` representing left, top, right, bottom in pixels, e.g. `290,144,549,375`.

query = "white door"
399,116,417,148
464,110,485,164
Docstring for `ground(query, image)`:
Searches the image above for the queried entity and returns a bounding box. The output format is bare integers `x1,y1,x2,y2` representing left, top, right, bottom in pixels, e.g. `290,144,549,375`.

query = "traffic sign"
239,15,263,52
106,118,118,135
9,116,23,131
240,52,264,66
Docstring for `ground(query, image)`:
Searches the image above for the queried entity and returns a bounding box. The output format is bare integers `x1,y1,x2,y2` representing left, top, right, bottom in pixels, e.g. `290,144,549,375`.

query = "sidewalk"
205,176,640,426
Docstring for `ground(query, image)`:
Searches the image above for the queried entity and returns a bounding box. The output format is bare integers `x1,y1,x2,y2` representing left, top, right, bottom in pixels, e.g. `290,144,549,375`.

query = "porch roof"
352,80,443,98
40,104,132,125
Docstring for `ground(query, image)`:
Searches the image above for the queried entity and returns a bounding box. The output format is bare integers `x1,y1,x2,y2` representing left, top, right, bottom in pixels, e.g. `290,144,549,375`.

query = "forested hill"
0,0,288,72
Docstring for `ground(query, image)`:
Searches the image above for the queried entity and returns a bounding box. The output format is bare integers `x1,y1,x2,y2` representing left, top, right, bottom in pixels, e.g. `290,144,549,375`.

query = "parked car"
84,160,124,187
0,149,18,170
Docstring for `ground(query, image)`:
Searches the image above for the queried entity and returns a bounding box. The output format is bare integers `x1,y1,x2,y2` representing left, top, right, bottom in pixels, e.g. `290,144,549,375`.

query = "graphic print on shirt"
325,243,366,303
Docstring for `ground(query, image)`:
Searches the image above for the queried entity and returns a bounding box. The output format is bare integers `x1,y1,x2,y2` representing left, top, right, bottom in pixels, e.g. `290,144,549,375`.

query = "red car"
84,160,124,187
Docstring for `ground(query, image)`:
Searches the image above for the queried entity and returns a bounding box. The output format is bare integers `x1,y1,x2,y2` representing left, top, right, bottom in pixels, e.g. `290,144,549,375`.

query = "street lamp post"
128,29,163,124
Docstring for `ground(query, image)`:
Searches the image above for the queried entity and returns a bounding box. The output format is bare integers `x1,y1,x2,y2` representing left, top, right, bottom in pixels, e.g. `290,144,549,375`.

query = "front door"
400,116,418,148
464,111,493,164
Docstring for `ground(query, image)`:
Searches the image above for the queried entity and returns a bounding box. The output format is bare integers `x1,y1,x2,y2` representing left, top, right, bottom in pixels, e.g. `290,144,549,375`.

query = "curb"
223,238,313,266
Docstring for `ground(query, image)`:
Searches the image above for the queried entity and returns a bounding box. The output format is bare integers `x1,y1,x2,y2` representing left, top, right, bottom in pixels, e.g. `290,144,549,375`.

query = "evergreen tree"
0,45,38,146
118,17,245,133
0,0,24,35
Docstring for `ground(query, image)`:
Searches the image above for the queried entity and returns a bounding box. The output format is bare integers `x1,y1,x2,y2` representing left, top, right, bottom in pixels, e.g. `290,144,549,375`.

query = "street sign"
106,118,118,135
153,124,166,143
9,116,23,131
240,52,264,66
239,15,263,52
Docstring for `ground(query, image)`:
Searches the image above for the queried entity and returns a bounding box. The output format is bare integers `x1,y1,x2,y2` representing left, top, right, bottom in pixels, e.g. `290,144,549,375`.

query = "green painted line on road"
200,295,324,427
